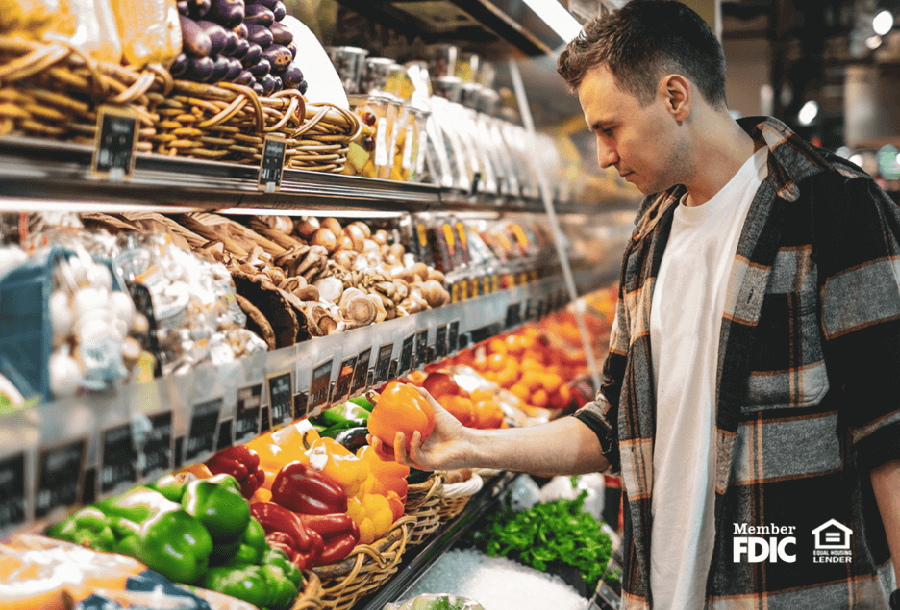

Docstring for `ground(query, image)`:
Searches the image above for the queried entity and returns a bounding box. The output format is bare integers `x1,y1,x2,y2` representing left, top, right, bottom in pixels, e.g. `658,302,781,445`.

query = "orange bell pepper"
245,421,320,474
367,382,435,452
386,490,404,521
357,445,409,502
174,463,213,479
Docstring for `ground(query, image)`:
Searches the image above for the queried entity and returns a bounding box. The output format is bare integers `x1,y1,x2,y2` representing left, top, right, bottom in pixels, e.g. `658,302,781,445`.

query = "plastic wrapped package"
385,594,485,610
108,0,181,68
113,232,266,376
43,0,122,62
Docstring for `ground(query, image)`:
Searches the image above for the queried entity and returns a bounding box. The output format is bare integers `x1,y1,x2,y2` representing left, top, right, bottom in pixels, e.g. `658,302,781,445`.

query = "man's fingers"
369,435,395,462
393,431,411,467
407,430,427,469
413,385,444,412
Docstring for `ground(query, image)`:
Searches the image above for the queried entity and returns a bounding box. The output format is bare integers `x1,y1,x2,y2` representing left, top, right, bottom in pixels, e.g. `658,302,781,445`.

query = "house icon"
812,519,853,550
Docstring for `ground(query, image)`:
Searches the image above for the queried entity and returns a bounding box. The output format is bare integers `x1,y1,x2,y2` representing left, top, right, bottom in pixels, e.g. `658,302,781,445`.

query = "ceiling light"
866,34,883,49
520,0,583,42
798,100,818,126
874,10,894,35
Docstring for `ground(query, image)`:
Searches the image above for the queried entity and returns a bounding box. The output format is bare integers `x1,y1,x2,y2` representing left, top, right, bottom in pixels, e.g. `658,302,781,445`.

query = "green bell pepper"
121,508,213,584
233,517,267,566
47,507,115,551
148,473,187,502
203,563,297,610
182,474,250,541
95,486,179,524
349,396,375,412
261,563,298,610
263,547,304,590
319,418,368,438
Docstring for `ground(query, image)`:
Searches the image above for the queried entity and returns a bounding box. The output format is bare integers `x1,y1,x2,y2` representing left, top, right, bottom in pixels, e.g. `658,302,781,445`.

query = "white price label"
374,117,389,167
402,126,414,170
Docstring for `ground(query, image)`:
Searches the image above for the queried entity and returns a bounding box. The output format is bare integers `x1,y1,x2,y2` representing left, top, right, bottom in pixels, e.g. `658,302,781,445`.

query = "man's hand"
368,387,474,472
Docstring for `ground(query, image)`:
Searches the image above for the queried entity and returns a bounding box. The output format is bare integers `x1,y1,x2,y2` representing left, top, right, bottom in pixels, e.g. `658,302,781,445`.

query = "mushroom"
340,288,377,329
314,277,344,303
369,293,387,323
310,228,338,254
321,217,343,235
294,216,320,239
420,279,449,309
344,224,366,252
427,267,445,283
351,221,371,239
293,285,320,302
373,229,389,247
332,249,358,270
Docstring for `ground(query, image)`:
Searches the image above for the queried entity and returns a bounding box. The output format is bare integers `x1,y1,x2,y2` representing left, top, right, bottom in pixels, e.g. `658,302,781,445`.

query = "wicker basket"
404,474,443,547
436,472,484,522
290,102,363,173
290,571,325,610
311,515,416,610
0,37,167,151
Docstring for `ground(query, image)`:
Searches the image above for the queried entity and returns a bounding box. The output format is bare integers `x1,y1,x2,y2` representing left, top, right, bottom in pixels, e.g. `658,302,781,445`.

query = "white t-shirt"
648,147,767,610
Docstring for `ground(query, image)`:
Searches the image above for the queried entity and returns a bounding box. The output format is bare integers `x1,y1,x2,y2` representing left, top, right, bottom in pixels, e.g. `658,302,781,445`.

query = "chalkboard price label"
415,330,428,369
448,320,460,354
92,106,138,180
99,423,137,496
506,302,521,329
536,299,546,320
293,393,308,420
185,398,222,463
399,334,415,375
375,343,393,385
235,384,263,443
333,356,357,404
351,347,372,395
309,359,334,409
140,411,172,480
259,134,287,192
436,325,448,360
0,452,27,533
267,372,294,430
36,438,86,518
388,359,398,381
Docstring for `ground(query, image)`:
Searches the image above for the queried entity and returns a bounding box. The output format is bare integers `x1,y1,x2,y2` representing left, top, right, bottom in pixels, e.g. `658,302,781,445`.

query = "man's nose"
597,142,619,169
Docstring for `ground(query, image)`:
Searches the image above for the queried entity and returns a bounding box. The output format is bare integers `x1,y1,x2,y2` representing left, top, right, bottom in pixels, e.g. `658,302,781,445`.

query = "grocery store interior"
0,0,897,608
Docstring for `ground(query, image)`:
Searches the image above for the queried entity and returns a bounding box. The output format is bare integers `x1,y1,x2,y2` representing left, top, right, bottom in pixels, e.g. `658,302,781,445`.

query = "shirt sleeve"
573,275,631,475
818,172,900,472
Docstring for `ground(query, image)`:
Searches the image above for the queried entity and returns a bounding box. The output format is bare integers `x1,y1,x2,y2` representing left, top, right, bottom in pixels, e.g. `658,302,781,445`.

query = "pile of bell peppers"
48,473,303,610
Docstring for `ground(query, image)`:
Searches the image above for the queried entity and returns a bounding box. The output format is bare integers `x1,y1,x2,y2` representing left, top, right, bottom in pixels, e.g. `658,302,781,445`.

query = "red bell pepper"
264,531,323,571
271,461,348,515
207,445,266,498
250,501,324,569
298,513,360,566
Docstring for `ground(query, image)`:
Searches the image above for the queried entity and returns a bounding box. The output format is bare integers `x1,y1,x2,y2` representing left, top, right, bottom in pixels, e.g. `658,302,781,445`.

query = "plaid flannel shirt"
576,116,900,609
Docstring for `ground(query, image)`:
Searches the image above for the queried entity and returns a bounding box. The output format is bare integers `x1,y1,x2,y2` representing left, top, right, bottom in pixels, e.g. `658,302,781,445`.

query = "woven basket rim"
311,514,416,582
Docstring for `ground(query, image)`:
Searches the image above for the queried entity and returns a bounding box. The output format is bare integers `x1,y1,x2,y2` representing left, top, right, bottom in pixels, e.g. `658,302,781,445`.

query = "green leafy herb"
473,490,613,591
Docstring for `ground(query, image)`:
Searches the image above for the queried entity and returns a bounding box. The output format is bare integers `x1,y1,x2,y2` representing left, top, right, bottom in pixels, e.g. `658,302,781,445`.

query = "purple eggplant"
298,79,307,95
240,43,262,67
252,81,265,96
211,55,232,81
208,0,245,27
189,0,211,18
233,22,248,38
188,56,215,82
286,41,296,59
272,1,285,20
246,23,273,49
281,62,303,87
231,37,250,59
180,16,213,58
234,70,255,86
196,20,229,55
248,57,271,77
253,0,278,9
170,52,190,77
259,73,277,96
225,57,243,81
222,29,238,54
244,4,274,26
178,0,189,15
262,44,291,71
269,22,292,45
272,75,283,92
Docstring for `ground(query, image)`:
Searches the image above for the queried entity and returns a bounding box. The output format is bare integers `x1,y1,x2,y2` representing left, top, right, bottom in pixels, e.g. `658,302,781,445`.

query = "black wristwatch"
890,588,900,610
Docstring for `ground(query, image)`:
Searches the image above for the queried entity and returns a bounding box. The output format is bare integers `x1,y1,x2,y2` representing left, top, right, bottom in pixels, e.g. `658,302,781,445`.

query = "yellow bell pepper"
307,437,369,498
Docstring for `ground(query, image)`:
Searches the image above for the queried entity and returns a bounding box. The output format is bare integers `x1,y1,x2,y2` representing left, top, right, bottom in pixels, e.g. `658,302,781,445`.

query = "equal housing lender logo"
733,519,853,564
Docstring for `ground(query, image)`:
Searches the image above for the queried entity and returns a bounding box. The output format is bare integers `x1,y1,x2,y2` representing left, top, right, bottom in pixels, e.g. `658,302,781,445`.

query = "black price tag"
309,359,334,409
399,334,415,375
99,423,137,496
235,384,262,443
259,134,287,192
375,343,393,384
333,356,357,404
351,347,372,395
415,330,428,368
506,302,521,329
448,320,460,353
293,393,308,420
185,398,222,463
92,106,138,180
536,299,546,320
0,452,27,533
525,299,535,322
436,325,448,360
141,411,172,480
35,439,86,518
388,359,398,381
267,371,294,430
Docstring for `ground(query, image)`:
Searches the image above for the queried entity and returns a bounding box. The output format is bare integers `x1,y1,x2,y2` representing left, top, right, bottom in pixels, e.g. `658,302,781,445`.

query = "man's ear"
659,75,691,121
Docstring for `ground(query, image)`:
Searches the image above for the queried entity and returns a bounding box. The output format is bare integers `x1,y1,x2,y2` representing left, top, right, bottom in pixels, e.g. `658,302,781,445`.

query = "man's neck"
682,114,761,207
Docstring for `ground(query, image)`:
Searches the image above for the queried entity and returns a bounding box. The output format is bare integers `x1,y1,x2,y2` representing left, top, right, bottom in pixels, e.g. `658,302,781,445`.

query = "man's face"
577,65,690,195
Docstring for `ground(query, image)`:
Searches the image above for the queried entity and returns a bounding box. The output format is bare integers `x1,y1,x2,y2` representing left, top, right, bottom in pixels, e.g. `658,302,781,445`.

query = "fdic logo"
733,524,796,563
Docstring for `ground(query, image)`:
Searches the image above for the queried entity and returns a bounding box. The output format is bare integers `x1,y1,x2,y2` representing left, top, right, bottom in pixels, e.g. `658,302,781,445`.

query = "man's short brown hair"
558,0,727,109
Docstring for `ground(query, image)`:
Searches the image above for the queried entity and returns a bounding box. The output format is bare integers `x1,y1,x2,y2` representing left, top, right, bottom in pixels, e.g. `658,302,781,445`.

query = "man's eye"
601,127,613,135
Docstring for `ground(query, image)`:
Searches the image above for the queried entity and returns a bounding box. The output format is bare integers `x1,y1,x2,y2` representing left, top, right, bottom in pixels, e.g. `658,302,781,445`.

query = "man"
372,1,900,608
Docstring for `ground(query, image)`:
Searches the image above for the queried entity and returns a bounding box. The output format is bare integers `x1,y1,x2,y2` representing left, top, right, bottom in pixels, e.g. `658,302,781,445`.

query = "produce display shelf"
0,136,639,214
0,268,615,540
356,471,520,610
